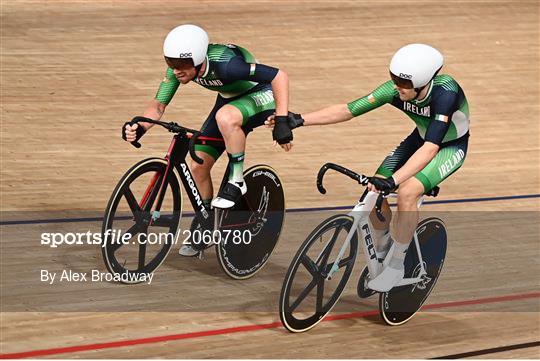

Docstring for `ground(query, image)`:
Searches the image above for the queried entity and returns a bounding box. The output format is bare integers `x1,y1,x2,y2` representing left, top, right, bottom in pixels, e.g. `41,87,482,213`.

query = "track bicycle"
101,117,285,282
279,163,446,331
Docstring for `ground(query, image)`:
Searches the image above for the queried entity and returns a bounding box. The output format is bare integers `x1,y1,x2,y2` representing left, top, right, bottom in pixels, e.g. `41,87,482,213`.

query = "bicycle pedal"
197,250,205,260
151,210,161,221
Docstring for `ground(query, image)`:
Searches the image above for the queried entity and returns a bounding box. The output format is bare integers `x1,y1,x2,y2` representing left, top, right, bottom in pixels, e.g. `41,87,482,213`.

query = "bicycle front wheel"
101,158,183,283
279,214,358,333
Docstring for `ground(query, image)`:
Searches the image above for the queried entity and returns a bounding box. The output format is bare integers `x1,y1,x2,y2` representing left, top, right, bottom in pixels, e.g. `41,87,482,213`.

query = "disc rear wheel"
379,217,447,325
216,165,285,279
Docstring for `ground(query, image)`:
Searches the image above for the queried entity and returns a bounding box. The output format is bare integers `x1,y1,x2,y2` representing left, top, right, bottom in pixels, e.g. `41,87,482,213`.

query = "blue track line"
1,193,538,226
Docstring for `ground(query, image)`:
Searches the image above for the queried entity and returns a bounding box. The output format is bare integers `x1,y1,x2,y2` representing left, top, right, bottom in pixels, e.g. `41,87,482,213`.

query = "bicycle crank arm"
397,275,426,286
214,208,227,230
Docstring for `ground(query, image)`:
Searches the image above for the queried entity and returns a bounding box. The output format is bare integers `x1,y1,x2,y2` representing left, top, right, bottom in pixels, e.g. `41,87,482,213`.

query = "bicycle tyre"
279,214,358,332
379,217,447,325
216,165,285,279
101,158,183,283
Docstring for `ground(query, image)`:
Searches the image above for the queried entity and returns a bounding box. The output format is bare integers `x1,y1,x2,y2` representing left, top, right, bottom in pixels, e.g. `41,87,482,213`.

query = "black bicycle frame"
145,132,230,223
127,116,259,225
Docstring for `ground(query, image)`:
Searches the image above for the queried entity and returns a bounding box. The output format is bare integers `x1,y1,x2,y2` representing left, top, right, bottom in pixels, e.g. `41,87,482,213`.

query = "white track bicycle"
279,163,447,332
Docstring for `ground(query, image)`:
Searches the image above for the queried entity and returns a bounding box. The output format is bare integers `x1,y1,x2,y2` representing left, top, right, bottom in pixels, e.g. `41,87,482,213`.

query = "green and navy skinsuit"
347,75,470,191
155,43,278,159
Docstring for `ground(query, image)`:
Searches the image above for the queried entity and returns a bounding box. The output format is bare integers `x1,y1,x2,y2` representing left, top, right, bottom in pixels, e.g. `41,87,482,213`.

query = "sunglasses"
164,56,195,70
389,71,414,89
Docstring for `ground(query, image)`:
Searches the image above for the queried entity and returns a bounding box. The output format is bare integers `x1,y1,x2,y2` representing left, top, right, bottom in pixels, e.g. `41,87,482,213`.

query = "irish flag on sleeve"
435,114,449,123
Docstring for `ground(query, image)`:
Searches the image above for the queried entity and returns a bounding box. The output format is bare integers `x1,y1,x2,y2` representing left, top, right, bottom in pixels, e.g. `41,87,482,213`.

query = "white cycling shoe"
367,265,404,292
179,244,199,257
211,181,247,209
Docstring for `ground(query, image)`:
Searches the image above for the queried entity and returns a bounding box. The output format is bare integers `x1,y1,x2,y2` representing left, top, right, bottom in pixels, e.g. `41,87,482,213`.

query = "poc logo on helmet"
399,73,412,79
178,52,193,58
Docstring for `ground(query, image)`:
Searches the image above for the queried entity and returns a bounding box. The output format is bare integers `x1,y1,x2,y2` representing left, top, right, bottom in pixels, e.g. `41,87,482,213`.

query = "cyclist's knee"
216,107,243,133
397,178,424,208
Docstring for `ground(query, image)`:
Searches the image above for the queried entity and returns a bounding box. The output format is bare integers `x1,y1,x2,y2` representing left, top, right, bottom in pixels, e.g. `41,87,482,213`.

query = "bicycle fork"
325,192,379,280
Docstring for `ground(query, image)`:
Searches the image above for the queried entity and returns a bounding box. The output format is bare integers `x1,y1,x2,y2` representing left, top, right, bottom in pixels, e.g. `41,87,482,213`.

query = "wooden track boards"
1,0,539,359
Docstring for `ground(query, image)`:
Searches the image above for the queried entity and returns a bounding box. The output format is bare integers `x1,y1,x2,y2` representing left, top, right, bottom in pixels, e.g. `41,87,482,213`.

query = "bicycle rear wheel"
279,214,358,332
216,165,285,279
101,158,182,283
379,217,447,325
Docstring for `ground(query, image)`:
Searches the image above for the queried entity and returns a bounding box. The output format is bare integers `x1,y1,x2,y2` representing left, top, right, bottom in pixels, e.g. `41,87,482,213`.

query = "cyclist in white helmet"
268,44,470,291
122,24,292,256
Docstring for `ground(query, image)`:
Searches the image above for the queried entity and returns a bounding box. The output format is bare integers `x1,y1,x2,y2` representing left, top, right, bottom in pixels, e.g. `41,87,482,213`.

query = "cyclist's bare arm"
302,104,353,125
265,104,352,127
267,81,393,127
134,66,179,133
271,69,289,116
302,82,395,125
392,142,439,184
302,81,395,126
139,99,167,131
123,100,167,143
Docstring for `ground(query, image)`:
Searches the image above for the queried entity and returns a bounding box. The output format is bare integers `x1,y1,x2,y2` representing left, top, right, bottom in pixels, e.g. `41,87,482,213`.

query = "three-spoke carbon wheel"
279,214,358,332
101,158,182,283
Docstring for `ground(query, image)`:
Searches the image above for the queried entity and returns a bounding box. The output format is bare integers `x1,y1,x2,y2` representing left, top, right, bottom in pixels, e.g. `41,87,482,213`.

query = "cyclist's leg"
396,136,469,239
191,153,217,203
193,96,228,203
212,86,275,208
395,135,468,245
369,129,423,254
219,85,275,167
413,135,469,194
393,177,424,248
215,105,247,184
180,98,228,256
368,177,423,291
370,135,469,290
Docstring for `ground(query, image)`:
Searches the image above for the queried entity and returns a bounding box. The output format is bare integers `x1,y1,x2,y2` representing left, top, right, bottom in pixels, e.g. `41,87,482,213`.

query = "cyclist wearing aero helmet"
269,44,470,291
123,25,292,256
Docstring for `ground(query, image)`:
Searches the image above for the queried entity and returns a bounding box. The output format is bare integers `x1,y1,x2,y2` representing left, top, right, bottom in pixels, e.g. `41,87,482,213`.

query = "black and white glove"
369,176,397,192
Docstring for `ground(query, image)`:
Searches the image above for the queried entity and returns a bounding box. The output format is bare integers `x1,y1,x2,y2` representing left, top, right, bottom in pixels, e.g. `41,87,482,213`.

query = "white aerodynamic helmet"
389,44,444,89
163,24,209,68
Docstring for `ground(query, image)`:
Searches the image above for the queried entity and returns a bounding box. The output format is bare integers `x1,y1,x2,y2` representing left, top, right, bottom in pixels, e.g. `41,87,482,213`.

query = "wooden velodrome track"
1,0,539,359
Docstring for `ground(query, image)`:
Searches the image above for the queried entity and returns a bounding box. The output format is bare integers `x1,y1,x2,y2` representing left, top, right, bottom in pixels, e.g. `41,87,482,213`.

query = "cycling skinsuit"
347,75,470,192
155,44,278,160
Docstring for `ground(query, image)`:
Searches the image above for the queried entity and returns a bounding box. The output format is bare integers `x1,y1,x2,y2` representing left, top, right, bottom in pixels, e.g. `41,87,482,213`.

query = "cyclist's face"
395,85,417,101
165,57,198,84
172,65,197,84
